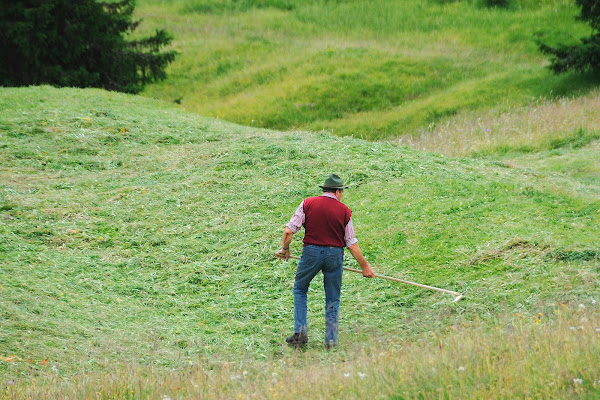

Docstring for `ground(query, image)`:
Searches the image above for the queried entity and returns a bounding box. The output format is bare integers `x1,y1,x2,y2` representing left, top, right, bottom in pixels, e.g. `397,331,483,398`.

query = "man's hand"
275,248,290,261
361,263,375,278
348,243,374,278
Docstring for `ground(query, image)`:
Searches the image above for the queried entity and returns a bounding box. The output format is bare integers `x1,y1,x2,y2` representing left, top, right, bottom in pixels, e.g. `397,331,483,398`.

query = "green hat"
319,174,349,190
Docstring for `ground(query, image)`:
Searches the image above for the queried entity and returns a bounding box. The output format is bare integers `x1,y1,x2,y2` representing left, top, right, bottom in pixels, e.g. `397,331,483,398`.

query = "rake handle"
283,254,463,302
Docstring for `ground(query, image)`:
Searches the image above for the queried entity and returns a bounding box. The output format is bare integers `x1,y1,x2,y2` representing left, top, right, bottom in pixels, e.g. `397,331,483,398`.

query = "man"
276,174,375,349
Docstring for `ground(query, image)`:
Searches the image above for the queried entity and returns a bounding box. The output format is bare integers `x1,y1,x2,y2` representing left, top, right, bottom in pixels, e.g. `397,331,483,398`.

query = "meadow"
136,0,600,140
1,0,600,398
1,85,599,398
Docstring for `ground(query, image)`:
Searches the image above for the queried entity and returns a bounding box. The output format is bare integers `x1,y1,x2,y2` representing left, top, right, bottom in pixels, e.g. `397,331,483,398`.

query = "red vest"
302,195,352,247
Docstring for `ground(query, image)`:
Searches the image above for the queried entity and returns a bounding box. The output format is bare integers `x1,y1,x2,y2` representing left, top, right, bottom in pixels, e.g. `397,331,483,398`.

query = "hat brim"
319,185,349,189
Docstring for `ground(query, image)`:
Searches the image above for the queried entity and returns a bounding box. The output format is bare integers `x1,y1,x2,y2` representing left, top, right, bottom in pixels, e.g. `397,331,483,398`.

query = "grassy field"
135,0,600,140
1,85,599,398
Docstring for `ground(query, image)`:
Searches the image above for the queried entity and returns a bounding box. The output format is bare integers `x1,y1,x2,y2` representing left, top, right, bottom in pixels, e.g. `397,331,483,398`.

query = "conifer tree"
538,0,600,75
0,0,177,93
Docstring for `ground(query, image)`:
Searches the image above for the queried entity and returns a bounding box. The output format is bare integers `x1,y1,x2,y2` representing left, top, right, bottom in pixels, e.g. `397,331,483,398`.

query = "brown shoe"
286,332,308,346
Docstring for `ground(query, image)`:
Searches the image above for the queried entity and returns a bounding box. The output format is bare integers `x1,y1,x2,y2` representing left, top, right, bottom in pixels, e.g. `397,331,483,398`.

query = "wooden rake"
277,253,464,302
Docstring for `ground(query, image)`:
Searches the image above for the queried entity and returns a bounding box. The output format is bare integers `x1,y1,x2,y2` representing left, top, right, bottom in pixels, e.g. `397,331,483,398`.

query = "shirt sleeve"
286,201,305,233
345,217,358,248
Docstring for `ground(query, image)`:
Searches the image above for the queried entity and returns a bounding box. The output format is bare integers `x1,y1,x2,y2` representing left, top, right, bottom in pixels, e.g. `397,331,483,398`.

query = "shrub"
482,0,510,8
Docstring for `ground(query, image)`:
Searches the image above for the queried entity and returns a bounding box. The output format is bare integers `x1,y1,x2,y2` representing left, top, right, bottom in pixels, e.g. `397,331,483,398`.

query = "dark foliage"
0,0,177,93
482,0,510,9
538,0,600,75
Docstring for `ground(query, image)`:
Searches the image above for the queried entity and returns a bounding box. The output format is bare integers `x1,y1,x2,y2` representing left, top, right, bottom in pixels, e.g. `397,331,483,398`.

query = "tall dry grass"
399,90,600,157
4,304,599,399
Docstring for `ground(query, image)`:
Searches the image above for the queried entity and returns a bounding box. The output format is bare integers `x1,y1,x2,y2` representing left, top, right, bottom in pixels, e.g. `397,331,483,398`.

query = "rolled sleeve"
286,201,305,234
344,217,358,248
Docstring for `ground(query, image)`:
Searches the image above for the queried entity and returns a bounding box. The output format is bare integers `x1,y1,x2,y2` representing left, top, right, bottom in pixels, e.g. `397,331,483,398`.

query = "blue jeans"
293,245,344,345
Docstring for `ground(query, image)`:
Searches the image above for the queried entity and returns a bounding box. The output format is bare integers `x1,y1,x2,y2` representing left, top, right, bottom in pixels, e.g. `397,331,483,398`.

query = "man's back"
302,195,351,248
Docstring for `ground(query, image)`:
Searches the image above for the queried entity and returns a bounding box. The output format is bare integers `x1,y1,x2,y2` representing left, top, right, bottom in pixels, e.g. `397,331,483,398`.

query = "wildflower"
573,378,583,385
570,326,576,331
358,372,366,379
458,366,466,372
344,373,351,378
578,304,586,310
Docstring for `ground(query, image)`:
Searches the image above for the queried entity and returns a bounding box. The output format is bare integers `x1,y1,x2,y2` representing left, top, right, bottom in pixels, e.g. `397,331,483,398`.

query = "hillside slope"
1,87,599,382
136,0,600,140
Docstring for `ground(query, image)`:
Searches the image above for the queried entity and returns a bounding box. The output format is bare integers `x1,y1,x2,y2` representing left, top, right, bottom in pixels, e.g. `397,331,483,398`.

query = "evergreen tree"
538,0,600,75
0,0,177,93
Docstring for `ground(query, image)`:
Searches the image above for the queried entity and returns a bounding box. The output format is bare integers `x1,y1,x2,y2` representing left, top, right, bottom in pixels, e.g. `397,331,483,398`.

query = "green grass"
1,86,599,397
135,0,600,140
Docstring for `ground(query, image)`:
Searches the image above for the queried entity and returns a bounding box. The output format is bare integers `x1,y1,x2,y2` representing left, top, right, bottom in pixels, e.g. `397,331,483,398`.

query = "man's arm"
276,201,304,260
275,227,294,260
348,242,375,278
